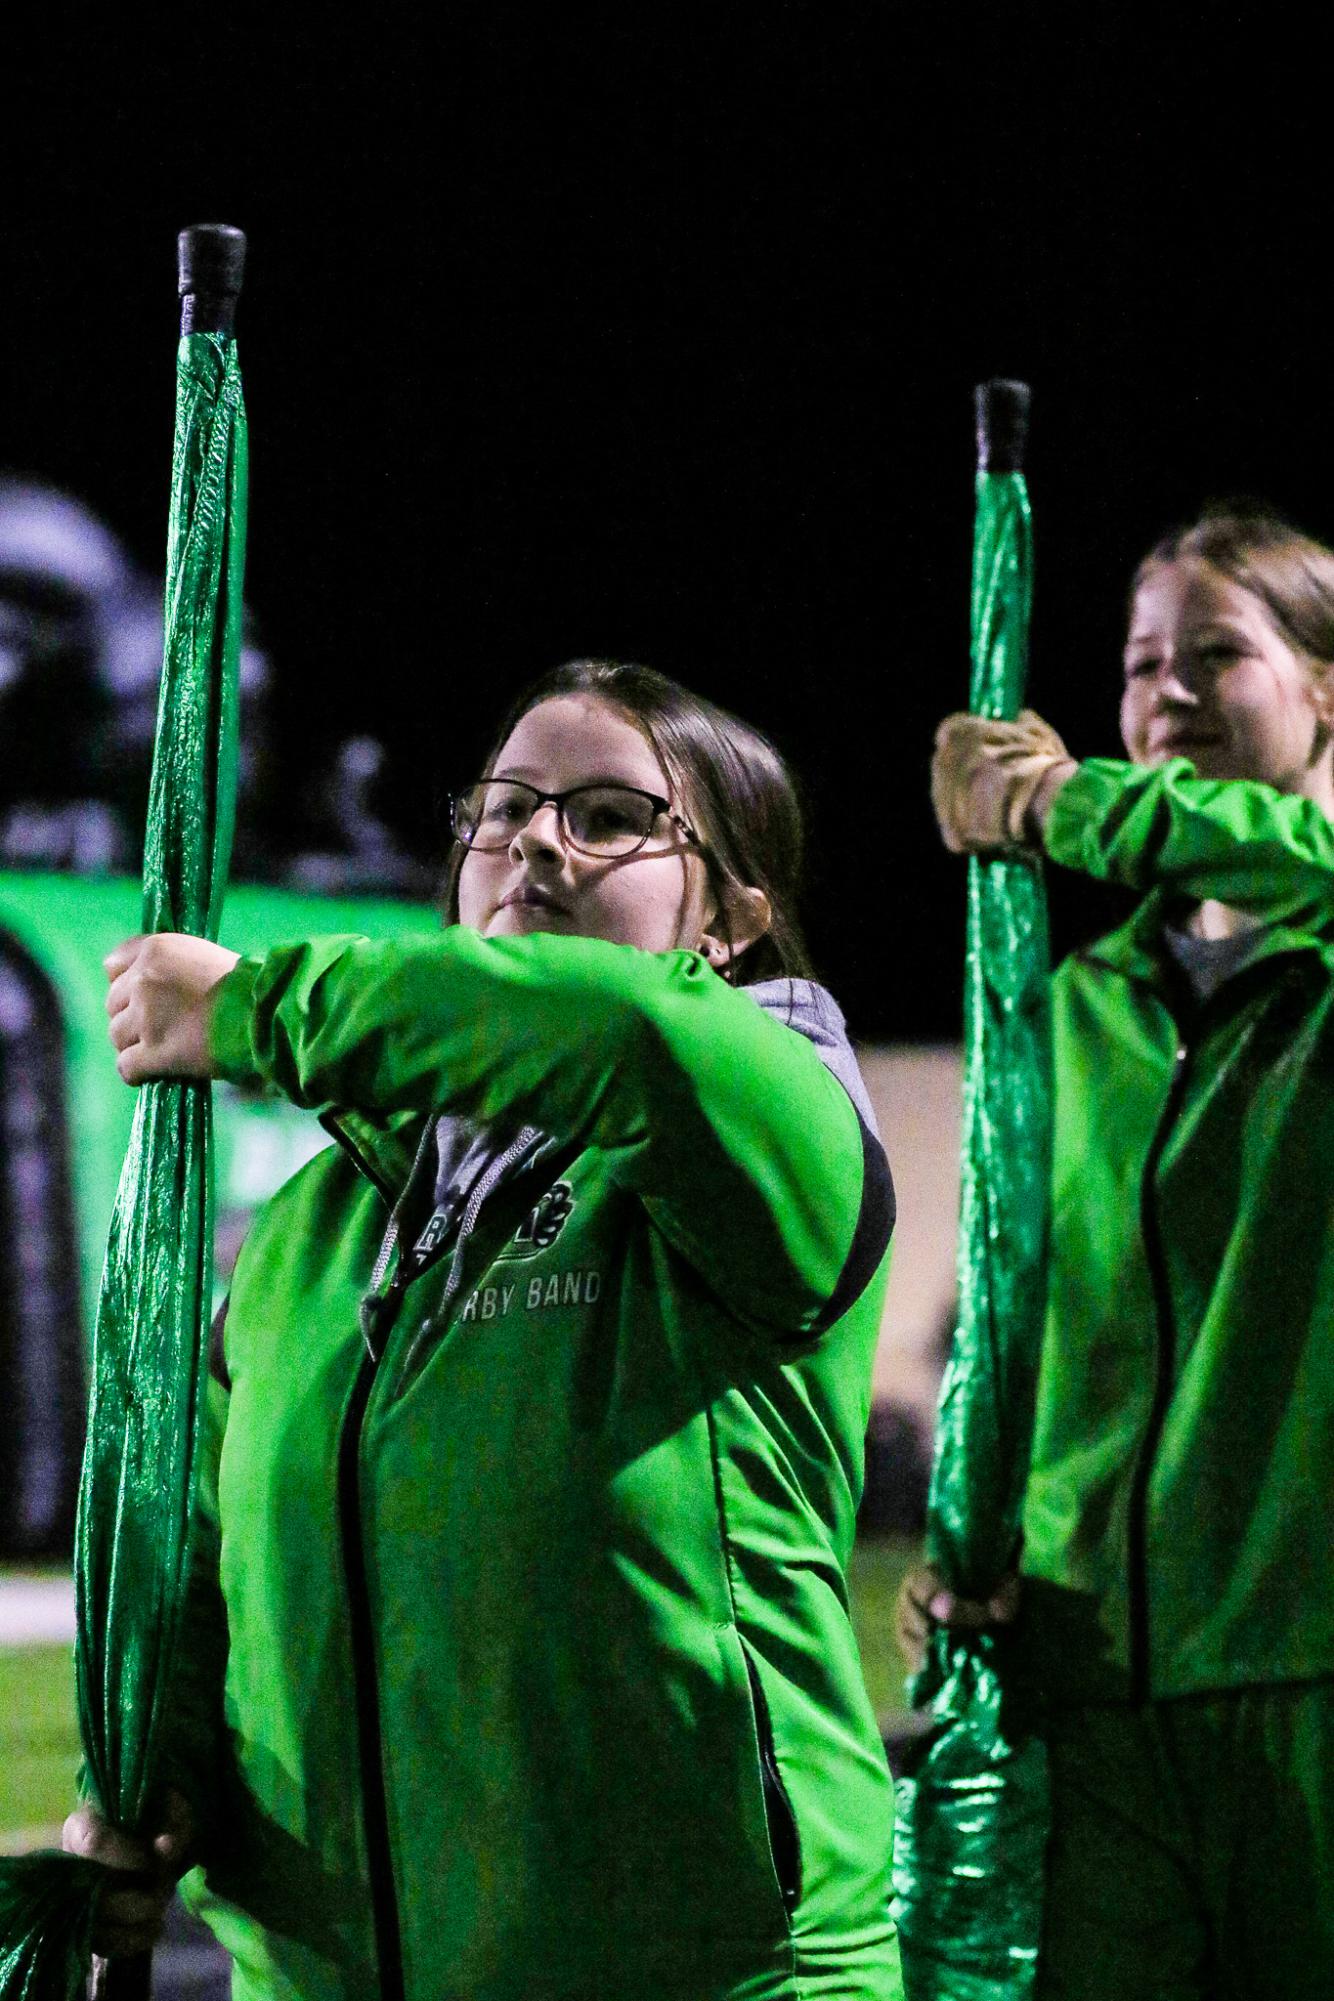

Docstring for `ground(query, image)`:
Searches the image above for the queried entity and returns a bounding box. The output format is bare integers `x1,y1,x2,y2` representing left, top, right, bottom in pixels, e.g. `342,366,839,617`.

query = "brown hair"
441,658,813,986
1135,504,1334,669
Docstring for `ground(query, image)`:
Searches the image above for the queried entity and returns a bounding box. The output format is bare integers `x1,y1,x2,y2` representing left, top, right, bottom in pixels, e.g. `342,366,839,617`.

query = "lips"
499,882,570,915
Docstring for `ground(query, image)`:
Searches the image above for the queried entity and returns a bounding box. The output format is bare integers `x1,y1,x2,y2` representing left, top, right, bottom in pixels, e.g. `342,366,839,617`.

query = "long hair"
442,658,813,986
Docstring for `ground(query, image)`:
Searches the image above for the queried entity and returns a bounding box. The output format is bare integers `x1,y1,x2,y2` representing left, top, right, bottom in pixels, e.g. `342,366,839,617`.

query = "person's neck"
1181,899,1261,942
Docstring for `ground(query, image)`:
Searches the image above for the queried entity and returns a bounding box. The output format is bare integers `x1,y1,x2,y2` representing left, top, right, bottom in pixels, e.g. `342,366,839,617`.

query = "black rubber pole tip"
974,379,1031,474
177,224,247,299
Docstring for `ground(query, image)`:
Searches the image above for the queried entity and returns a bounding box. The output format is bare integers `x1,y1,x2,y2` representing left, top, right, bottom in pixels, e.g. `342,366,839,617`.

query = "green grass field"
0,1536,916,1844
0,1645,79,1846
848,1534,915,1722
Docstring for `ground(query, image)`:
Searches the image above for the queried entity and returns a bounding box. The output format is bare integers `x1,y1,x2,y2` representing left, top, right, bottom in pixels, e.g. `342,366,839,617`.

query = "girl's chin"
1141,743,1233,777
487,904,577,936
1141,743,1301,790
484,907,649,949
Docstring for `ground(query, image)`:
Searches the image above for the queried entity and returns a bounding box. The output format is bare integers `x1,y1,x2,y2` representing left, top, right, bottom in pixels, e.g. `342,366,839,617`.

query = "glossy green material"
77,330,245,1828
0,331,246,1998
893,471,1051,1997
0,1858,98,2001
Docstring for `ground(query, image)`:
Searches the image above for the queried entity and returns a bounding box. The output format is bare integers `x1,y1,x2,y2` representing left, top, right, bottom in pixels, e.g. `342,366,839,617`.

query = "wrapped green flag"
892,382,1052,2001
0,224,247,2001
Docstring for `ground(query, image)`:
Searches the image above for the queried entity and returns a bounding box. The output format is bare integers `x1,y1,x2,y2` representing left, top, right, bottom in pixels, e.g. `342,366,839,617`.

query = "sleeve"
1044,756,1334,925
208,929,891,1336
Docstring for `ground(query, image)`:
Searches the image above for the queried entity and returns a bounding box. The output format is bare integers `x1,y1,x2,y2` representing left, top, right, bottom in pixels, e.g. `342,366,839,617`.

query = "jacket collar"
1080,887,1327,989
319,1106,431,1203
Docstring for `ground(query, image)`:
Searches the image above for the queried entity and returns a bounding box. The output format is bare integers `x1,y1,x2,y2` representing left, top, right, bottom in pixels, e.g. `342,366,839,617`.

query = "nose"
509,800,565,862
1154,651,1198,706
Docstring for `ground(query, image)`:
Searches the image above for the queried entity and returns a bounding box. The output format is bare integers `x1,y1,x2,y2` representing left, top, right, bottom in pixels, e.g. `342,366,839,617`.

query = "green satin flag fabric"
892,470,1052,1998
0,1859,98,2001
0,330,246,2000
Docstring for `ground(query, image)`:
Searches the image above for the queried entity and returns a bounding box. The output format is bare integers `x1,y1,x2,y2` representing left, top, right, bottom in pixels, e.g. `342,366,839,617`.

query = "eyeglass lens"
456,781,663,856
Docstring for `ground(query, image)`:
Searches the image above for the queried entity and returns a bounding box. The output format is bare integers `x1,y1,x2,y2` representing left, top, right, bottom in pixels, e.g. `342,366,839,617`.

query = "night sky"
3,13,1326,1040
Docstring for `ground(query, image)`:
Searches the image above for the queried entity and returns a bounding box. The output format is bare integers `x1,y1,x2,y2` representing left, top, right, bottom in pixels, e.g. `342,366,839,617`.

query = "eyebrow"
1124,622,1250,651
492,766,665,792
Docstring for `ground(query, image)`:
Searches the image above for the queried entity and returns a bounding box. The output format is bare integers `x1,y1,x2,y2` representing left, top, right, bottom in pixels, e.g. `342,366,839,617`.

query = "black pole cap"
177,224,246,334
974,379,1030,474
178,224,246,299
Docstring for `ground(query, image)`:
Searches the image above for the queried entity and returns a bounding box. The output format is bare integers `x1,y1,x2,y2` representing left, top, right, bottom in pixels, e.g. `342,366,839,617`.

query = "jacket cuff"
1042,756,1195,876
209,957,264,1084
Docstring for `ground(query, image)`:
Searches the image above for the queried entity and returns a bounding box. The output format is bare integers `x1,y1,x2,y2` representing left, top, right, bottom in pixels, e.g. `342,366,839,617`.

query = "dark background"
2,11,1326,1040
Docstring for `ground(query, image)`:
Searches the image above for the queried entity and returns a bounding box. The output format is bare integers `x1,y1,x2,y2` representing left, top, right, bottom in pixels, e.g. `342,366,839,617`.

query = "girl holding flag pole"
71,658,902,2001
909,505,1334,1997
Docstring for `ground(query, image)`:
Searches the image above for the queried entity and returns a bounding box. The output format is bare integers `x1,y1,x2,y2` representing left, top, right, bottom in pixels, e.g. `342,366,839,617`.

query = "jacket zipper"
338,1333,407,2001
1120,950,1307,1699
1126,1036,1191,1704
337,1091,433,2001
340,1123,429,2001
331,1114,547,1993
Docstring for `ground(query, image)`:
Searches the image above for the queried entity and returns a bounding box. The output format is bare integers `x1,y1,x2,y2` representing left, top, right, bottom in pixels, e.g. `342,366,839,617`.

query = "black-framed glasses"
451,779,697,859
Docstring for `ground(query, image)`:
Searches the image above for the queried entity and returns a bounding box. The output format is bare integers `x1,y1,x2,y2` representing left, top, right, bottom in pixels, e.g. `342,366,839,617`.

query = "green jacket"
177,929,900,2001
1022,756,1334,1703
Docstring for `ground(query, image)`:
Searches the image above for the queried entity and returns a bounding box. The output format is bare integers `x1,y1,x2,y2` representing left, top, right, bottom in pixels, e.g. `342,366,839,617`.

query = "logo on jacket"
499,1179,575,1261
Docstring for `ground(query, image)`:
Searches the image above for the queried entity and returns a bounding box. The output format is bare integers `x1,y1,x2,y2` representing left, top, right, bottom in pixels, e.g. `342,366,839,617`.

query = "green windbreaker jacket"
1022,756,1334,1703
177,929,900,2001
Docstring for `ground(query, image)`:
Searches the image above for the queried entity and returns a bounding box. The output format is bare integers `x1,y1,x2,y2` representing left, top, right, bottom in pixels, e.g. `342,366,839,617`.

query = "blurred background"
0,12,1325,1982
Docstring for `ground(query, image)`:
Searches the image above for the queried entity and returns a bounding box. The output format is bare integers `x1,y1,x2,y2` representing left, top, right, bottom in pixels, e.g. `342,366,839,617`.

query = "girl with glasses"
907,508,1334,1998
72,659,901,2001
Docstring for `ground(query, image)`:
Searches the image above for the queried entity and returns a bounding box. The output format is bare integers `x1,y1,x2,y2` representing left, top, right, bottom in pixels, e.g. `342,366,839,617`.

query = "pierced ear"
699,885,773,977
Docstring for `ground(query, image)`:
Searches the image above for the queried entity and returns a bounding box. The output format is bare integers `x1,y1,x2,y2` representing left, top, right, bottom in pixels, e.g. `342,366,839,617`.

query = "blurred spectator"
288,734,437,897
0,474,430,895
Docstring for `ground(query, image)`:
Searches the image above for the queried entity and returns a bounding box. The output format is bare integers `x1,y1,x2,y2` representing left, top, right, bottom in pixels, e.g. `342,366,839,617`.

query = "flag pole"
88,222,247,2001
892,379,1052,1999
